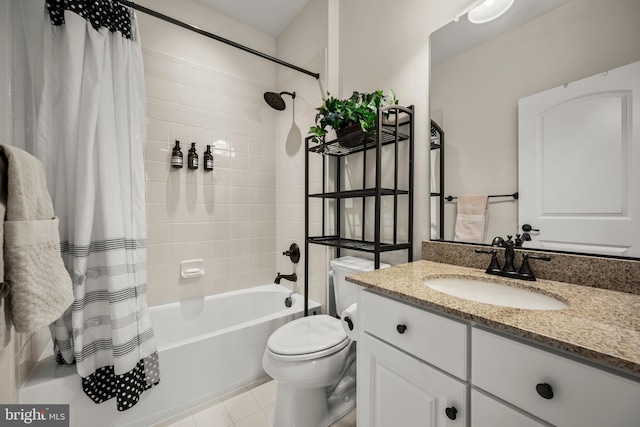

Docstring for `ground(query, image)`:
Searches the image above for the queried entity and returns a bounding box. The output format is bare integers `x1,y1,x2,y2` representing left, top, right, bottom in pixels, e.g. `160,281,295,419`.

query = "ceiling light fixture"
468,0,515,24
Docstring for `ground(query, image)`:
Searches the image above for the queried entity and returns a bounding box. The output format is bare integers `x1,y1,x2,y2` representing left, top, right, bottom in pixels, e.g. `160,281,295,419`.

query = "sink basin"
425,277,568,310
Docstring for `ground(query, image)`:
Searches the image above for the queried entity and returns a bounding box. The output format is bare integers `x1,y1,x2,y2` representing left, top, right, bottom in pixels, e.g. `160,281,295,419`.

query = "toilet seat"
267,315,349,362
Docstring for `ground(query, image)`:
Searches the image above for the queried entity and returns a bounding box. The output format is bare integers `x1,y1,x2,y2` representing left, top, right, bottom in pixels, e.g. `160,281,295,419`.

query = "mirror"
429,0,640,258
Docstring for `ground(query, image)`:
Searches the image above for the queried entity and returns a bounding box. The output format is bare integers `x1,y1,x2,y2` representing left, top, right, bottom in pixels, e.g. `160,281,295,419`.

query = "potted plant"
308,90,398,149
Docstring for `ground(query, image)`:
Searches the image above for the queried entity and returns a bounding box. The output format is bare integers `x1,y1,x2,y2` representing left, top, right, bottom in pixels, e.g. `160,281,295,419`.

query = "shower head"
264,91,296,111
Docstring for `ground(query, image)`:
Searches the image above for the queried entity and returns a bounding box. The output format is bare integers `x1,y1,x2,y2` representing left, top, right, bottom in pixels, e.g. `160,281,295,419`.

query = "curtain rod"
118,0,320,80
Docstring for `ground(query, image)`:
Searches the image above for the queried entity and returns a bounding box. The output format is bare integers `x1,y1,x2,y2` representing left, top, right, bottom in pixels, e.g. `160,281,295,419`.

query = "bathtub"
20,284,320,427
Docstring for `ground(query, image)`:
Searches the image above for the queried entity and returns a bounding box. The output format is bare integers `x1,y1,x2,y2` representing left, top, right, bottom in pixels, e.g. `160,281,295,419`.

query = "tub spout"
275,272,297,284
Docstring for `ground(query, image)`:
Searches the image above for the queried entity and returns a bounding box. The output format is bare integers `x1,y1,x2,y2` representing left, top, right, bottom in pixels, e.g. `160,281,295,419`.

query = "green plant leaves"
308,90,398,144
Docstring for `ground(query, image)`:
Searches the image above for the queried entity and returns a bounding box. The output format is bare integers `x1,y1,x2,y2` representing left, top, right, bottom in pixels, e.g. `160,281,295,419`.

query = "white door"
518,61,640,257
357,333,467,427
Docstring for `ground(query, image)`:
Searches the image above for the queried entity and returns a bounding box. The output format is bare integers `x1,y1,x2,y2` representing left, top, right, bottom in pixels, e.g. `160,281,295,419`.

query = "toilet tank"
330,256,390,314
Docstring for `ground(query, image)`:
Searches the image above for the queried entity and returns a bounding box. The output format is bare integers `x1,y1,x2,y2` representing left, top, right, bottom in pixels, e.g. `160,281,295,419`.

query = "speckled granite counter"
347,260,640,376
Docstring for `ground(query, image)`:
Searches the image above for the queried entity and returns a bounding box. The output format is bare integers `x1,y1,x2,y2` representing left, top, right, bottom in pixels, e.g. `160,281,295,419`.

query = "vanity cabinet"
358,290,468,426
358,290,640,427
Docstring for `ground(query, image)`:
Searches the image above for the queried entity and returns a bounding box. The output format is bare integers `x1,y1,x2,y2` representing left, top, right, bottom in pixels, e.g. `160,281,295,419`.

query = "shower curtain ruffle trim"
46,0,133,39
56,351,161,411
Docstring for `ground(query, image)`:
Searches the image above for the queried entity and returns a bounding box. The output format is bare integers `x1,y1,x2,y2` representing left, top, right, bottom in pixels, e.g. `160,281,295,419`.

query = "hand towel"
0,145,73,340
454,194,489,243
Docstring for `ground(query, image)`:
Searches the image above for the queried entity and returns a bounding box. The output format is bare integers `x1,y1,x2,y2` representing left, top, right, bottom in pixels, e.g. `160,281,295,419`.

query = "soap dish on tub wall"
180,259,205,279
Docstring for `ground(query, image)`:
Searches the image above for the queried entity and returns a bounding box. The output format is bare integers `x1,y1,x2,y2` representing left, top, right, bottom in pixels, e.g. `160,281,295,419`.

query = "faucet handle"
475,249,502,274
515,234,521,247
518,253,551,281
282,243,300,264
524,253,551,262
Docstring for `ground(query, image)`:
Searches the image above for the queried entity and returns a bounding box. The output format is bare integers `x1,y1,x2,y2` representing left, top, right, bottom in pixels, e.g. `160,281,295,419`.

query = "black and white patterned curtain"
47,0,133,38
38,0,161,411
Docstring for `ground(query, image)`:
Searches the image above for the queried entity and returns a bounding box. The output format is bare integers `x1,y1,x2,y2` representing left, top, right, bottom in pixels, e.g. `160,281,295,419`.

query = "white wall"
339,0,469,265
431,0,640,242
135,0,281,305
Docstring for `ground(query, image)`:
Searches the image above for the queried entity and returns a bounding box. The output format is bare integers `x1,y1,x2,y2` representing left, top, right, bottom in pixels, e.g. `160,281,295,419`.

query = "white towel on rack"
454,195,489,243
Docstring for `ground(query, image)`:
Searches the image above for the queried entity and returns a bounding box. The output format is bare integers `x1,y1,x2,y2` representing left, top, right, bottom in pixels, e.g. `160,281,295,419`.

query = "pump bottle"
188,142,199,169
204,145,214,171
171,140,183,168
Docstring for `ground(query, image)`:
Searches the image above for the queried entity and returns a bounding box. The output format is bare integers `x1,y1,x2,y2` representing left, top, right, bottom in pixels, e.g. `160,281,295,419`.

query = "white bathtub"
21,284,320,427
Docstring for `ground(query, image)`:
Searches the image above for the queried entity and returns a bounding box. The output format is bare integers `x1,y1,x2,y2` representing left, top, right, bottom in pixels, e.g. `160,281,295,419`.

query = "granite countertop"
347,260,640,376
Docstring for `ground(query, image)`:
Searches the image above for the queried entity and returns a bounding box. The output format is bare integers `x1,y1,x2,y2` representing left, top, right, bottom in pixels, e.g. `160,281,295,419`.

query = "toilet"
262,256,388,427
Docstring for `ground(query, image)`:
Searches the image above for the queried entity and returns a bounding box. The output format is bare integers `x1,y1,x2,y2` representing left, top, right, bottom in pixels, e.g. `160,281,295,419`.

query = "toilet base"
272,381,356,427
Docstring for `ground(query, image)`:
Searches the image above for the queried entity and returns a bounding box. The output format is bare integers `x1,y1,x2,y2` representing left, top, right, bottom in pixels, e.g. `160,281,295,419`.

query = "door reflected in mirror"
429,0,640,258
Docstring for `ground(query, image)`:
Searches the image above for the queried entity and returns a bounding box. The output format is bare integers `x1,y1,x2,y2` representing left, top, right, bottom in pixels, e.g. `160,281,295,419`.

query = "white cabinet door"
358,333,467,427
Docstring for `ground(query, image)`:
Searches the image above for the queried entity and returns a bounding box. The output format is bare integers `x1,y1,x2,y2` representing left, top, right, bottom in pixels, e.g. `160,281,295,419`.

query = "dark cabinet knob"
396,324,407,334
445,406,457,420
536,383,554,399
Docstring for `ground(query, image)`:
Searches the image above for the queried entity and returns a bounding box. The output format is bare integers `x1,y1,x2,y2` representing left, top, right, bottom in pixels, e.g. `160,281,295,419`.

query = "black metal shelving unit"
304,105,415,315
430,120,444,240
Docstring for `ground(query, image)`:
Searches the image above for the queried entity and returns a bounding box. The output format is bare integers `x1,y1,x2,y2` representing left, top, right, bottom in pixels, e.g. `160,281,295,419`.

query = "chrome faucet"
275,272,297,284
476,235,551,281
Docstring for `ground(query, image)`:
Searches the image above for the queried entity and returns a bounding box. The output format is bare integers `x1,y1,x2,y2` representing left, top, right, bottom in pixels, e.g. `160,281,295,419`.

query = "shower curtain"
36,0,160,411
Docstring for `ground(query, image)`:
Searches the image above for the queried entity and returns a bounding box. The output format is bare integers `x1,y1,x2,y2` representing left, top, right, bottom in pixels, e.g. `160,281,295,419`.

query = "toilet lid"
267,315,348,357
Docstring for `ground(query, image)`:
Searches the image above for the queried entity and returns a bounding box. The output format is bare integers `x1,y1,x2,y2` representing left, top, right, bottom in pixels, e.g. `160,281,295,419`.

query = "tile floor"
153,377,357,427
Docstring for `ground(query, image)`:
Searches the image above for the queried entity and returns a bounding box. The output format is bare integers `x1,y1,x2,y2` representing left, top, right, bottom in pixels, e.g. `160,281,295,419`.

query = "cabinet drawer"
471,389,546,427
472,328,640,427
361,290,468,379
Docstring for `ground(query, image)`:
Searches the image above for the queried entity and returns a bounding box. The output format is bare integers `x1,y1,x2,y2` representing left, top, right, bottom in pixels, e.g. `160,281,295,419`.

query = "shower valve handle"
282,243,300,264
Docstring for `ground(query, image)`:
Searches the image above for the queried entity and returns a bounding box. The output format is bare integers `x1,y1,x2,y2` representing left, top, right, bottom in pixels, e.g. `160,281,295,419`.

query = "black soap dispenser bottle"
203,145,214,171
171,140,183,168
188,142,199,170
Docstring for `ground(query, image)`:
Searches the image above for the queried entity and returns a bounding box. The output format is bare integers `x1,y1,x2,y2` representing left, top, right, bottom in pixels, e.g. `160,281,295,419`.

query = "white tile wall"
143,49,278,306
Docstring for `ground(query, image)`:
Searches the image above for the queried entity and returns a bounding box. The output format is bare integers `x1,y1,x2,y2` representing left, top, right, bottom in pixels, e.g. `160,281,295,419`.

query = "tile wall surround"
422,240,640,295
143,48,279,306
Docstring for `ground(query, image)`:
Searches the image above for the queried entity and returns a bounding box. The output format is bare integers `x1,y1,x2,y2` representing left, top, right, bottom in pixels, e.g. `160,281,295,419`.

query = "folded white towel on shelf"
0,145,73,346
454,194,489,243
